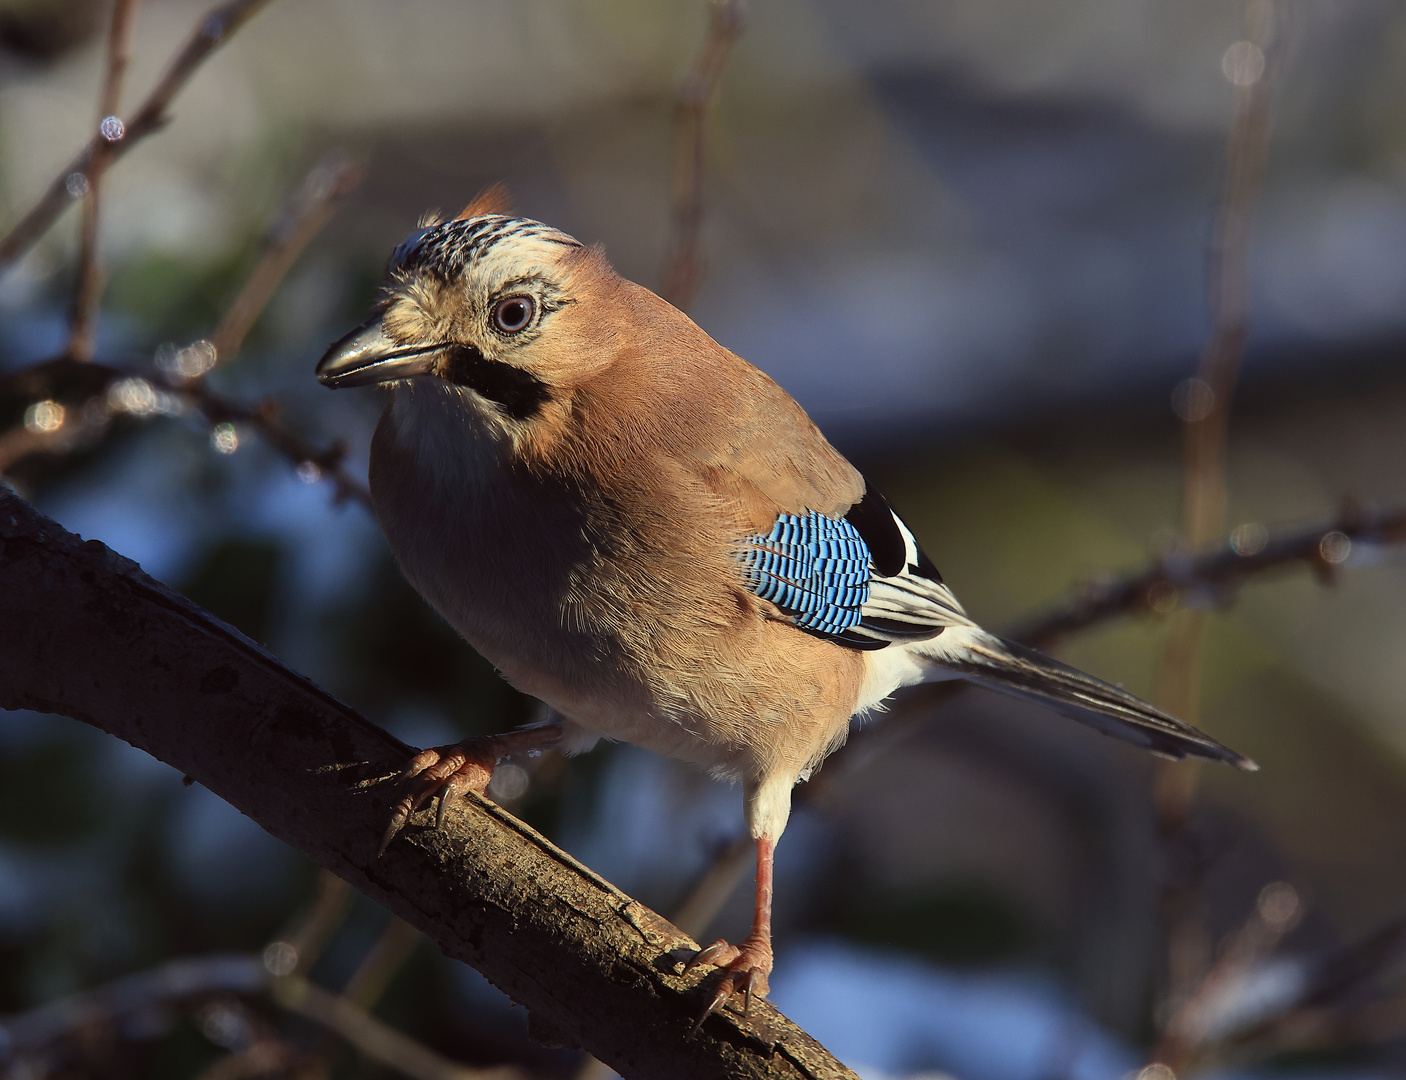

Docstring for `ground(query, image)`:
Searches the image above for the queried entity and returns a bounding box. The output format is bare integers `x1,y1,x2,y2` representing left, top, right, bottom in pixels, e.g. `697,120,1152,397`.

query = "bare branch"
193,1040,297,1080
209,154,362,365
0,954,267,1060
281,871,356,976
0,952,522,1080
68,0,145,362
660,0,746,310
270,975,523,1080
341,916,422,1010
0,487,859,1080
672,834,755,942
1003,505,1406,650
1155,0,1281,822
0,0,274,274
0,356,372,509
172,370,373,509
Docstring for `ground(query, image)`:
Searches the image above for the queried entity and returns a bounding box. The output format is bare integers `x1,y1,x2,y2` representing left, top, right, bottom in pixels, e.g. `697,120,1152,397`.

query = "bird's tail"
916,628,1257,771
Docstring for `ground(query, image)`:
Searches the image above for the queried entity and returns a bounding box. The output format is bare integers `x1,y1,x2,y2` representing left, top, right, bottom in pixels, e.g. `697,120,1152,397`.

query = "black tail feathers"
927,631,1256,771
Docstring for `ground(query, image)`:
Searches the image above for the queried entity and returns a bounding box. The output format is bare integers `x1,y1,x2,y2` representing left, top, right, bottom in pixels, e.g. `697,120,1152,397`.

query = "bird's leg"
379,722,563,855
688,834,775,1032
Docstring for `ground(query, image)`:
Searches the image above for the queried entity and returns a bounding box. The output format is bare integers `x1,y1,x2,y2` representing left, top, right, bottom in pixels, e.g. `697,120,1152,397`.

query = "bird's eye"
492,295,535,333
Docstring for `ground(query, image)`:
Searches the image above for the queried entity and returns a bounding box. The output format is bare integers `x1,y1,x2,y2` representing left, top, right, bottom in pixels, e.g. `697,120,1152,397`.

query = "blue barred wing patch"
740,512,871,637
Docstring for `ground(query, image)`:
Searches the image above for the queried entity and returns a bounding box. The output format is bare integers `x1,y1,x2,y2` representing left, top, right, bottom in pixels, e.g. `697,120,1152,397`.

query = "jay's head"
316,203,618,427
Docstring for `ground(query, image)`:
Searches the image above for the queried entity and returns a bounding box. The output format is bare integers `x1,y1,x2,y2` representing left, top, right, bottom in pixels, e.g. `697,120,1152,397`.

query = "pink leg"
379,724,563,856
687,835,776,1032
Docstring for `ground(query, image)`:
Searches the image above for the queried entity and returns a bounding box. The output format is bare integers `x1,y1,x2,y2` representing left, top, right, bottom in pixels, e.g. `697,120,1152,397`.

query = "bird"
316,190,1255,1028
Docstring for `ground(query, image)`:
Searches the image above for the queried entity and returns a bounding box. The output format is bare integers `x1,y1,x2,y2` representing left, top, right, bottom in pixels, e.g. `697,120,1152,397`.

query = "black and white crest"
390,215,583,281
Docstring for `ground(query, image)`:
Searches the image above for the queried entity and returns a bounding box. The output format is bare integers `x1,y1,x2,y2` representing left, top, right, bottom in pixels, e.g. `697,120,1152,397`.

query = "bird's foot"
378,738,497,856
686,933,773,1034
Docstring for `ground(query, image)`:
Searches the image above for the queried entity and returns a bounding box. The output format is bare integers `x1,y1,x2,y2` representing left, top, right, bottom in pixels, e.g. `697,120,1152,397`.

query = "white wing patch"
849,510,974,644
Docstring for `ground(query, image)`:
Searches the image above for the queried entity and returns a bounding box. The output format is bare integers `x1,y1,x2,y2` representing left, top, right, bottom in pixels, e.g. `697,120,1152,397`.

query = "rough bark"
0,486,857,1080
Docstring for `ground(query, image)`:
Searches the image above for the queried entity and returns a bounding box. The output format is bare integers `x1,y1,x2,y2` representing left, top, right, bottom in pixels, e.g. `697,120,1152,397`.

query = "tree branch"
660,0,745,310
0,486,857,1080
1003,504,1406,651
208,153,362,366
0,0,273,274
68,0,145,362
0,355,371,508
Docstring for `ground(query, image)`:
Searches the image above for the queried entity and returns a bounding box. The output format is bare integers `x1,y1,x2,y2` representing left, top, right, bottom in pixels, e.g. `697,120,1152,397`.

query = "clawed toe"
377,740,495,856
686,938,740,971
686,938,772,1035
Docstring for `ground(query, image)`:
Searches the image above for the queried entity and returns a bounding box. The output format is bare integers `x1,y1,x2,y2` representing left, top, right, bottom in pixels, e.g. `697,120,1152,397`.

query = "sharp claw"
743,968,757,1017
435,790,450,830
378,816,403,858
378,793,416,857
378,742,495,857
689,978,734,1037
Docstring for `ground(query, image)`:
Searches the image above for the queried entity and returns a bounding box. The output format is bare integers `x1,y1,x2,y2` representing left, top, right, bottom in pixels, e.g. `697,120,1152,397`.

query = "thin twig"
670,834,754,942
193,1040,298,1080
68,0,145,362
1151,4,1283,1058
341,917,422,1009
1153,882,1303,1070
1155,0,1280,820
0,0,274,274
170,370,374,508
0,952,517,1080
270,974,523,1080
282,871,356,975
209,154,362,365
1003,504,1406,649
0,356,372,508
659,0,745,310
0,954,268,1058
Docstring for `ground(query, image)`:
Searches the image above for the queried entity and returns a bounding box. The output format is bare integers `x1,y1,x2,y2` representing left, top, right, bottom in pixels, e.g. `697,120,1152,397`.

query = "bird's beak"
315,316,442,388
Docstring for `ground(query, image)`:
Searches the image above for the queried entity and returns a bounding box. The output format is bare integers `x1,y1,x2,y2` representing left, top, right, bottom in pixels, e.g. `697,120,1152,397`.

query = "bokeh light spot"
1230,522,1268,556
23,399,65,433
99,115,126,141
488,763,530,801
1319,531,1351,564
1257,881,1302,932
211,423,240,454
157,339,217,379
1171,378,1215,422
1222,41,1265,87
108,377,158,415
1147,581,1179,614
262,940,298,976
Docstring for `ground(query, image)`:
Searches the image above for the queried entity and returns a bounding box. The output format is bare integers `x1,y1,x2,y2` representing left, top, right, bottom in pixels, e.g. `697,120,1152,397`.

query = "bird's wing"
737,478,971,651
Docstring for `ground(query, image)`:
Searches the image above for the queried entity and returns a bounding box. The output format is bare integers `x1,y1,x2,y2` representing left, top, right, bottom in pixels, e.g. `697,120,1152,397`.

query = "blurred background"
3,0,1406,1077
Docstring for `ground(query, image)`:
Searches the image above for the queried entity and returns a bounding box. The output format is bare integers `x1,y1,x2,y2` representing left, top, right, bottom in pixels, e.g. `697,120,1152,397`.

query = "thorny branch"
68,0,145,362
660,0,746,310
0,0,273,273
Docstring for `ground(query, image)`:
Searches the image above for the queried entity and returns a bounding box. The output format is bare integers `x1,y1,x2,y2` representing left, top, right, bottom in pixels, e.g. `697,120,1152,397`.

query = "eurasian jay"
316,196,1254,1025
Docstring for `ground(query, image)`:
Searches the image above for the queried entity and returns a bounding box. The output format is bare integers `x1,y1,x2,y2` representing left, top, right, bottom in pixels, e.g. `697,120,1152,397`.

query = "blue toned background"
3,1,1406,1077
